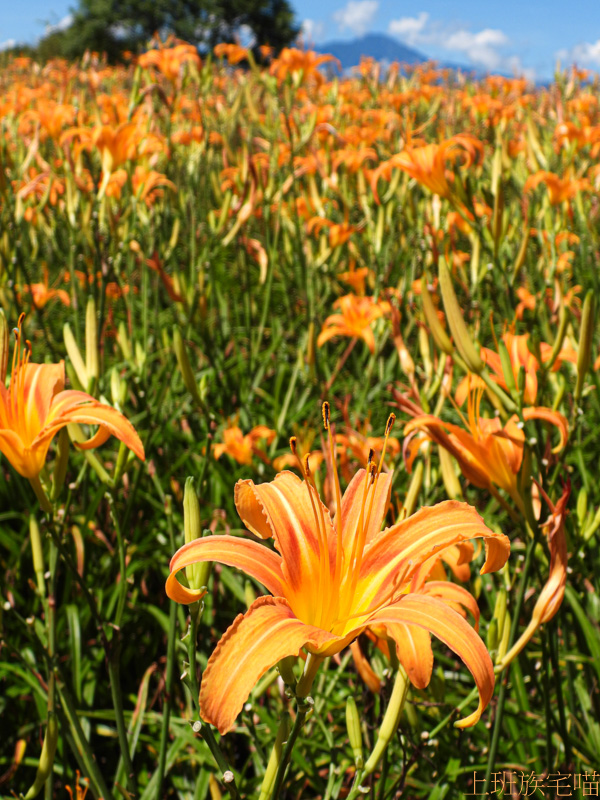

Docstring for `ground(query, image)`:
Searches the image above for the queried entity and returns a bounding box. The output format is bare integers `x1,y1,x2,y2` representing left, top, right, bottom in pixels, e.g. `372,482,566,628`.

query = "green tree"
55,0,299,61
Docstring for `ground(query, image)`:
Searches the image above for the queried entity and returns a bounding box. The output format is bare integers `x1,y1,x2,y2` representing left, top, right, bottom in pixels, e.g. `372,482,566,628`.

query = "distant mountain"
314,33,427,71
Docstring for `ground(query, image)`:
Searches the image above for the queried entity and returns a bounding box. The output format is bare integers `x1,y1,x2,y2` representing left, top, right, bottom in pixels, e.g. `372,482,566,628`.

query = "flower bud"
85,295,99,391
364,667,409,774
346,696,364,768
420,276,453,355
184,478,211,591
575,290,595,402
439,447,462,499
438,257,483,373
30,514,45,596
63,322,88,389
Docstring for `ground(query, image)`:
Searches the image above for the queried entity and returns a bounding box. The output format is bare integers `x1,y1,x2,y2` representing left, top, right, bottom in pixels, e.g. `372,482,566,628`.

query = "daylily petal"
0,429,34,478
336,468,393,562
421,581,481,630
234,472,335,598
520,407,569,453
355,501,509,612
36,390,145,461
369,594,495,727
22,362,65,436
166,535,287,604
200,596,336,733
350,639,382,693
388,623,433,689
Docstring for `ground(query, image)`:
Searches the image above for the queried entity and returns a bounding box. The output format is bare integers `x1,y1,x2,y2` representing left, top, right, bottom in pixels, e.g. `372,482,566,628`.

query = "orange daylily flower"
214,43,249,65
269,49,339,87
167,408,510,734
524,171,589,205
213,424,276,465
20,266,70,309
398,387,568,512
337,264,373,295
373,134,483,201
0,316,145,483
138,42,201,82
317,294,390,354
498,482,570,668
455,333,540,406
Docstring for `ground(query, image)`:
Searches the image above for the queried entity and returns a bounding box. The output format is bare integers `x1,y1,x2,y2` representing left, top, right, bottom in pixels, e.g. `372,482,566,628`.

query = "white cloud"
442,28,508,70
302,18,326,43
0,39,16,51
388,12,429,46
559,39,600,66
387,14,528,74
333,0,378,37
45,14,73,35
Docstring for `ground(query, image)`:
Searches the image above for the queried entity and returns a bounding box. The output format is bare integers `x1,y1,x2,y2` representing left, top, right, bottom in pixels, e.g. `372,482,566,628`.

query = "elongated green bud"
30,514,45,597
51,428,70,502
117,321,132,362
184,478,211,590
0,308,8,383
583,505,600,541
244,580,256,608
439,447,462,499
63,323,88,389
277,656,297,687
495,610,511,664
577,488,589,528
402,461,424,519
346,696,364,768
364,667,409,774
85,295,98,390
173,326,202,406
24,712,58,799
438,257,483,373
258,716,290,800
487,618,498,653
420,276,453,355
493,587,507,644
575,290,595,403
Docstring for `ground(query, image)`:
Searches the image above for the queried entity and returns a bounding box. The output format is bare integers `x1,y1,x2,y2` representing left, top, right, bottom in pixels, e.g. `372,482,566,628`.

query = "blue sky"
2,0,600,79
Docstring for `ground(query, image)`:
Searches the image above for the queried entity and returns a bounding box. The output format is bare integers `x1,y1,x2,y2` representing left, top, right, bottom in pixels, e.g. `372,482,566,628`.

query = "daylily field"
2,41,600,800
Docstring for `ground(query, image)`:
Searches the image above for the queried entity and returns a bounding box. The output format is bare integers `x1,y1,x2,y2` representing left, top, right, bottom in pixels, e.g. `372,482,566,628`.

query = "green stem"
154,506,178,798
270,654,323,799
481,532,537,797
107,492,128,628
187,606,241,800
108,638,137,797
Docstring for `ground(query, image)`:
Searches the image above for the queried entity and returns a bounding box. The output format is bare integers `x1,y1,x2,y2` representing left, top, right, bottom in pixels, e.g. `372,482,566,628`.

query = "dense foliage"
1,45,600,799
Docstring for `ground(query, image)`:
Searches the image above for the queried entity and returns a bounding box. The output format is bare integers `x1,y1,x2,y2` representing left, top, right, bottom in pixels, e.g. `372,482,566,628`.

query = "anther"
322,401,330,430
367,448,374,466
304,453,312,476
385,413,396,435
289,436,298,455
